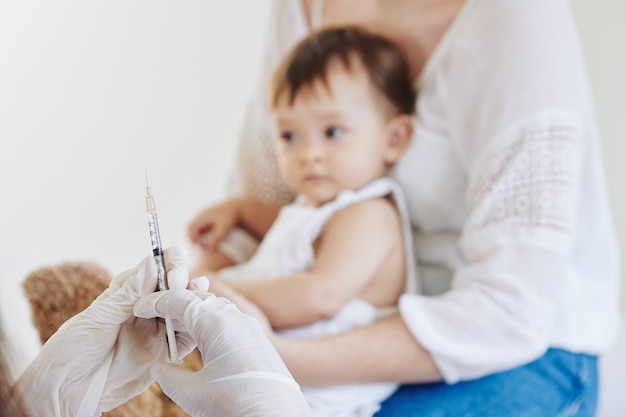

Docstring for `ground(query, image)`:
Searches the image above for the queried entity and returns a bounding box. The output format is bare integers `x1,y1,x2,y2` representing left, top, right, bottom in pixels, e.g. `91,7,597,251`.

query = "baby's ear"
384,114,413,166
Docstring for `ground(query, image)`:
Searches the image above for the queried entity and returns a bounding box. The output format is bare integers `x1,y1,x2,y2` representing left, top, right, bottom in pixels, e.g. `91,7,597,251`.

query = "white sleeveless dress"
220,177,417,417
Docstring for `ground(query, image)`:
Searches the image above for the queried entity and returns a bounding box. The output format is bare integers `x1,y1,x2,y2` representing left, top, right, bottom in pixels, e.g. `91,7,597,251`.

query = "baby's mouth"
304,174,327,182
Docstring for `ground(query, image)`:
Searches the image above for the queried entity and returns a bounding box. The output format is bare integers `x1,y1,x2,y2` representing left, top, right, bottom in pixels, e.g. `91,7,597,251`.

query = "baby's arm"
227,197,406,330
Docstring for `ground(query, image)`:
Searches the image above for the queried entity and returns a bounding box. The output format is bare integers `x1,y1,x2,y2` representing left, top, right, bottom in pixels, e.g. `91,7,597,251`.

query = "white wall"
0,0,271,375
0,1,270,271
571,0,626,315
0,0,624,375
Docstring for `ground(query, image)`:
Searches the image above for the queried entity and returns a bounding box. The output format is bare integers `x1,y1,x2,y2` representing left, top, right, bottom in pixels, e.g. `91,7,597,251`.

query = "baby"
190,26,417,417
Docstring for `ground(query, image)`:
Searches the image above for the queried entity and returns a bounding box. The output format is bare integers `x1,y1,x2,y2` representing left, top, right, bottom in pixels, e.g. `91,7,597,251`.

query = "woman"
189,1,621,415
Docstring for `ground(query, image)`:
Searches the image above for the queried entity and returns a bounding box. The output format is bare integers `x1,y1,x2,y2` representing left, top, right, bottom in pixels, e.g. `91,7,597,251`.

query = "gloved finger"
134,288,198,323
150,363,198,409
111,255,158,299
189,289,212,301
163,244,189,290
87,256,157,326
175,330,197,358
134,289,223,339
105,266,134,295
164,243,188,270
106,254,155,295
167,267,188,290
125,288,197,358
136,287,217,319
189,276,210,292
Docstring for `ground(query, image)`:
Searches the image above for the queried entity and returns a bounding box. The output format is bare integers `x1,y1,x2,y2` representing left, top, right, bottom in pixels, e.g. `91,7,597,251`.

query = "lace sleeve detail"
461,112,585,259
227,103,296,206
225,0,304,206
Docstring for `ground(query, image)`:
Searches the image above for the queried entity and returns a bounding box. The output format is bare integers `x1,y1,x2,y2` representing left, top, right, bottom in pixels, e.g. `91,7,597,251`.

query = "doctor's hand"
134,288,313,417
14,245,193,417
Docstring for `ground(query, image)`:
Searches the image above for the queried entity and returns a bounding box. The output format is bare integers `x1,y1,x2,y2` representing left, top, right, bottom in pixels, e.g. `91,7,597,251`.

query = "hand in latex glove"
134,288,312,417
14,245,194,417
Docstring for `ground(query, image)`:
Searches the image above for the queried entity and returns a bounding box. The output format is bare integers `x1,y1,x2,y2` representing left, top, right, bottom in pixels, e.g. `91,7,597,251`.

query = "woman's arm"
206,256,444,386
272,313,443,386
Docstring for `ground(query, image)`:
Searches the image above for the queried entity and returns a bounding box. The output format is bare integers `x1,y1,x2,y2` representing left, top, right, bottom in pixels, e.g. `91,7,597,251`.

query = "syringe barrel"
147,211,168,291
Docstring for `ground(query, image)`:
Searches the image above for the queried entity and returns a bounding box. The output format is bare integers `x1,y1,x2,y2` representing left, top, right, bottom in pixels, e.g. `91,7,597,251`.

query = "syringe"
144,172,179,363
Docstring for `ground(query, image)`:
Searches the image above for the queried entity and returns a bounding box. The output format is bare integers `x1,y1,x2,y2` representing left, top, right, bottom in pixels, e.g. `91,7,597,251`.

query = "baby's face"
272,58,396,207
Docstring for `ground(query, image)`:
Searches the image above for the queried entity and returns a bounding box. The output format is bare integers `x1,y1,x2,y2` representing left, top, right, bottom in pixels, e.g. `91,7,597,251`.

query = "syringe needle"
144,172,179,363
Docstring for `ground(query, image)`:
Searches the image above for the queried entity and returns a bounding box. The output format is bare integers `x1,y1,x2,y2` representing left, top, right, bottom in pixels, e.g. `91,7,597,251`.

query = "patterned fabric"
463,113,583,258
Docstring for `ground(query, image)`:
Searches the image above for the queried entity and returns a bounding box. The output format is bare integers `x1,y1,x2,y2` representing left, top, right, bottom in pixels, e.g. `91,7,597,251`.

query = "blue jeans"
374,349,598,417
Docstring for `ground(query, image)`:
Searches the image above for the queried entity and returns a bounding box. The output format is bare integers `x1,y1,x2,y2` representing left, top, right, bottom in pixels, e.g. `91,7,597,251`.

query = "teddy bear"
22,261,203,417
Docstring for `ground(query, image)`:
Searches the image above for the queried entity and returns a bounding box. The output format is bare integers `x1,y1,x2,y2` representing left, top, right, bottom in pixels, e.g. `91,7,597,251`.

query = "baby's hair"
271,26,416,115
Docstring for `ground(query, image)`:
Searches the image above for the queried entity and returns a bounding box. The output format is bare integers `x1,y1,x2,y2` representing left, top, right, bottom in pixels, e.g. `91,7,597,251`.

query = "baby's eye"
325,127,344,138
280,131,296,142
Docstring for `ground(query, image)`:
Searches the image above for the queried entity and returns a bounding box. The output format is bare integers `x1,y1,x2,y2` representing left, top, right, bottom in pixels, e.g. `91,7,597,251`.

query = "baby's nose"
299,140,324,163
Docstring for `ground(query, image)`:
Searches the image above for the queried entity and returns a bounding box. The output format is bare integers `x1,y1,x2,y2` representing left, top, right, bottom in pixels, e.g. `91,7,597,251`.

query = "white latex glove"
134,288,313,417
14,244,194,417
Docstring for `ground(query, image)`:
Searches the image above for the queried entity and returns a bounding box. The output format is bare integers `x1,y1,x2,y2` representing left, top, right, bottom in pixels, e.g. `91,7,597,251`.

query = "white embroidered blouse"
225,0,621,383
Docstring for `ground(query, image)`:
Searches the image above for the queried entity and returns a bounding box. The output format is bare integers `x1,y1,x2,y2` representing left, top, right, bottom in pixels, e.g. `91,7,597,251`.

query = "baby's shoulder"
325,196,401,234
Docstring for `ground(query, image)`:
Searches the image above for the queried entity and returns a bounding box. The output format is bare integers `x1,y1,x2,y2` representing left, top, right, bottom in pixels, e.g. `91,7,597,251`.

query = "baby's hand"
188,197,243,250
